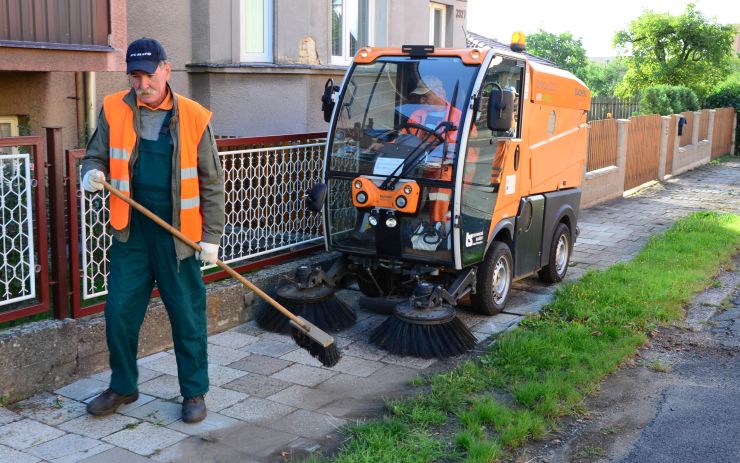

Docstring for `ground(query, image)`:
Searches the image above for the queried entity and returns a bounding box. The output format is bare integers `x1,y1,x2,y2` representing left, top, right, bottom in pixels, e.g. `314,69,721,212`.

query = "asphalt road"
620,306,740,463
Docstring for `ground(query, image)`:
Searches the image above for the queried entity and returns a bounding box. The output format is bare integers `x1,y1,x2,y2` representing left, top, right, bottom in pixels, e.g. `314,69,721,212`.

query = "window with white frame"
429,2,447,48
0,116,19,154
240,0,273,62
331,0,387,65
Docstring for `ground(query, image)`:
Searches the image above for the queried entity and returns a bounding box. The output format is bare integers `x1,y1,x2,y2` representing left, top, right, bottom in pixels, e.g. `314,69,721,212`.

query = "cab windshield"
324,56,480,264
328,57,479,181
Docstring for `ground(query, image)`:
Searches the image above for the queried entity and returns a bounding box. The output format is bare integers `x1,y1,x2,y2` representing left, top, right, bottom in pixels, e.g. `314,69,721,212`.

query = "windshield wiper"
379,120,456,191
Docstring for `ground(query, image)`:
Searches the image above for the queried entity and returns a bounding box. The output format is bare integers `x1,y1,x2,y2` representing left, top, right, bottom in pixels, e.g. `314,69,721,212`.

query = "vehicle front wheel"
472,241,513,315
538,223,572,283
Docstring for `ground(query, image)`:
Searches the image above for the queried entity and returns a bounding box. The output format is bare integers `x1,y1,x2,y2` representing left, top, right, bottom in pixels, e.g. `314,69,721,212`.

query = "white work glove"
197,242,219,265
82,169,105,192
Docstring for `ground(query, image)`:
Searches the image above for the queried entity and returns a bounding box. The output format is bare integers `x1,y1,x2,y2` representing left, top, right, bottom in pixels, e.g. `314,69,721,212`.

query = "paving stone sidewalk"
1,160,738,463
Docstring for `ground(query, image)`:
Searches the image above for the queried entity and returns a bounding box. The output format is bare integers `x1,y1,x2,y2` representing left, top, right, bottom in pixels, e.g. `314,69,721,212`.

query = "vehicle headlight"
403,184,413,195
368,214,378,226
356,191,367,204
354,180,362,189
395,195,407,208
385,216,398,228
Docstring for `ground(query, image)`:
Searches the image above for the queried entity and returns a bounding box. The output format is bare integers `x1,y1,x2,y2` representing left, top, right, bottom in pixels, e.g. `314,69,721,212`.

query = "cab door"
457,57,525,267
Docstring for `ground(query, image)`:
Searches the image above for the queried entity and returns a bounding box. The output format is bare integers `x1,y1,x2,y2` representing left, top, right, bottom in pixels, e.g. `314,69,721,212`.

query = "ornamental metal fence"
0,136,50,323
0,153,36,306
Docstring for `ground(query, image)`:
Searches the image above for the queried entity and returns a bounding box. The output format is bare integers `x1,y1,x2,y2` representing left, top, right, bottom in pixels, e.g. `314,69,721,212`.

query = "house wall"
190,68,344,136
0,72,80,149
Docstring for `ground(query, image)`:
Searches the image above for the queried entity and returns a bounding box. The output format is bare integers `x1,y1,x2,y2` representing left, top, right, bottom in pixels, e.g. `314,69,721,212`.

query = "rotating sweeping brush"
369,282,476,358
256,265,357,333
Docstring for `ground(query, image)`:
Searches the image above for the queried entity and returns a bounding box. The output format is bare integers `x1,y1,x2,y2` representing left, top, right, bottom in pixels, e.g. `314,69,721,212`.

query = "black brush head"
290,327,341,367
369,313,477,358
256,284,357,333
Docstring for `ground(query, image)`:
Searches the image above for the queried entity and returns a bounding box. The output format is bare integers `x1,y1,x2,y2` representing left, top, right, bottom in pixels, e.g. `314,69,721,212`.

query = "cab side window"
477,59,524,139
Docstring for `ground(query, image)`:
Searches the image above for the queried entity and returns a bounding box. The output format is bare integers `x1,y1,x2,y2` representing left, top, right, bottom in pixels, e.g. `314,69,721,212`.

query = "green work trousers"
105,119,208,398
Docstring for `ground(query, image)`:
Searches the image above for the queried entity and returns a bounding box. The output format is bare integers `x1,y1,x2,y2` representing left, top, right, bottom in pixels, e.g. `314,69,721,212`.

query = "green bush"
704,81,740,110
704,81,740,155
639,85,699,115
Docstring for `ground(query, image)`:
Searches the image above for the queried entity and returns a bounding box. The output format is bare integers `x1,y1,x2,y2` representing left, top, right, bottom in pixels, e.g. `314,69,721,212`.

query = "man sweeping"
81,37,225,423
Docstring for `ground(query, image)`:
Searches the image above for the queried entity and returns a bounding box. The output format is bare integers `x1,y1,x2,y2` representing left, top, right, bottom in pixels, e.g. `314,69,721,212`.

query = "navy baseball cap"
126,38,167,74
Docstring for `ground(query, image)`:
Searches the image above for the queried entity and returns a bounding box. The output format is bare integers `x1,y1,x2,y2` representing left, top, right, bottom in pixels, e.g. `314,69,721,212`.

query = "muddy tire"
538,223,572,283
472,241,513,315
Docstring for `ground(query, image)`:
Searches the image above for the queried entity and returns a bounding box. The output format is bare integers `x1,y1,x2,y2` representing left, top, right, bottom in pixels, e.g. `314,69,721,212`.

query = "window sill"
0,40,114,52
186,62,348,76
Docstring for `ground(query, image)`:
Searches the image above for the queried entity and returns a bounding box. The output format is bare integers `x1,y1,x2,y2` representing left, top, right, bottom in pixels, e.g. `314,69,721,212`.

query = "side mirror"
305,183,327,212
321,79,340,123
487,86,515,132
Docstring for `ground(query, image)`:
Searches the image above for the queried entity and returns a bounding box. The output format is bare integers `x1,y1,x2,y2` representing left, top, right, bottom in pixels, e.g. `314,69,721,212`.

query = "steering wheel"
400,121,445,144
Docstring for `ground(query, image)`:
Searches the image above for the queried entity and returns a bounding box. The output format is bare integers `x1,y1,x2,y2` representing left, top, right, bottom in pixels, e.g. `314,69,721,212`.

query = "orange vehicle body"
488,60,590,243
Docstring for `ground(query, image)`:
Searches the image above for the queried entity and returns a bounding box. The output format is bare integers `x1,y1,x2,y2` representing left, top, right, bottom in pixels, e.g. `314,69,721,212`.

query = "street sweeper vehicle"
259,37,591,358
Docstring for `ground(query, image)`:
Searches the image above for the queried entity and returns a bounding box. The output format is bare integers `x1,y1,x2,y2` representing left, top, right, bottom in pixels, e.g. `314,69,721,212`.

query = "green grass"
648,361,672,373
309,212,740,463
573,445,606,460
710,154,738,165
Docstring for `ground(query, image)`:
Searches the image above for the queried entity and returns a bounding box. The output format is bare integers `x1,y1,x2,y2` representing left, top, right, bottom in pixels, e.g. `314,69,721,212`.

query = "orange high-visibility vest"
104,90,212,242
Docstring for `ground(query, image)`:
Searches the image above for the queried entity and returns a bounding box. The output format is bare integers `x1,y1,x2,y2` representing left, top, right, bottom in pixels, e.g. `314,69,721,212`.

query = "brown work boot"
182,395,207,423
86,389,139,416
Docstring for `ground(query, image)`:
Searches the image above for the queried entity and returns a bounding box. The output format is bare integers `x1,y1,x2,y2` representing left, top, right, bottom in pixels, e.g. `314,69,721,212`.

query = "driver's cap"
411,75,444,95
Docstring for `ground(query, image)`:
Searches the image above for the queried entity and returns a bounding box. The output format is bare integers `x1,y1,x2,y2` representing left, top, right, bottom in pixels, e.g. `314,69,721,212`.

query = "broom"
100,180,340,367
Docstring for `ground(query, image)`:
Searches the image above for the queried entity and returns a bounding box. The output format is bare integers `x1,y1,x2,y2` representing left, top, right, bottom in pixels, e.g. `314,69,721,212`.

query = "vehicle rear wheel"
538,223,571,283
472,241,513,315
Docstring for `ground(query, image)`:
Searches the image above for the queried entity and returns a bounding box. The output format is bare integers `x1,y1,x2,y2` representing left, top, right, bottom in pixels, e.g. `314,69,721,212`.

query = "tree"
584,59,628,96
613,4,736,99
526,30,589,81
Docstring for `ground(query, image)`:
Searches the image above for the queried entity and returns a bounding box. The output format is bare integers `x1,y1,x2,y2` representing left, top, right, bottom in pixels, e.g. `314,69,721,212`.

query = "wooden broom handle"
101,179,309,331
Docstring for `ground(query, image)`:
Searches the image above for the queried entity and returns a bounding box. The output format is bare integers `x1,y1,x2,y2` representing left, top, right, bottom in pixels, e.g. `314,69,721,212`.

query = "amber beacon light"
510,31,526,52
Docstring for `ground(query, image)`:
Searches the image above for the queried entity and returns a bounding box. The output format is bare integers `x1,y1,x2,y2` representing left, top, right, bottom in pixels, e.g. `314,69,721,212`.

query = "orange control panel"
351,177,421,214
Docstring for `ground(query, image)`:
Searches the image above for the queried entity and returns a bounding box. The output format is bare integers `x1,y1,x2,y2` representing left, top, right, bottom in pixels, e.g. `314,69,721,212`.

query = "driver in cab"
404,75,463,145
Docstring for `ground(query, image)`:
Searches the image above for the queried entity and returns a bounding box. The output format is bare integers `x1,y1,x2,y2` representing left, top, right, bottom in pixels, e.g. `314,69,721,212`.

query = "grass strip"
309,211,740,463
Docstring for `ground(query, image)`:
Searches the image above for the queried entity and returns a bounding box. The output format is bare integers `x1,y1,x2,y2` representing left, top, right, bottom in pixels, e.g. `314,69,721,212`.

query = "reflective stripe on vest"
104,90,212,242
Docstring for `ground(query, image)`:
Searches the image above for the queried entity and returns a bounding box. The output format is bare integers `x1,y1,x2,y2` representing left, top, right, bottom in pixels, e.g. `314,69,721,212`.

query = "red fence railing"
0,136,51,323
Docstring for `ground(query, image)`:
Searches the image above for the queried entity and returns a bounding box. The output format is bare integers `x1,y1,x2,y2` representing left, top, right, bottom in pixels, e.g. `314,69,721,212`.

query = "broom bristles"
369,314,476,358
290,327,341,367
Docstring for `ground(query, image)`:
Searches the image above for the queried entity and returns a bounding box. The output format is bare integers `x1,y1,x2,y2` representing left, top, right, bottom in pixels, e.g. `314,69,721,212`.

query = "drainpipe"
84,71,97,140
74,72,85,146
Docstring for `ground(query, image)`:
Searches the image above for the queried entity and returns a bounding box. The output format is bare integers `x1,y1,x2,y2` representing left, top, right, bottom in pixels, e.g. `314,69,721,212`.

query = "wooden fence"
584,108,735,209
586,119,618,171
711,108,736,159
624,115,662,191
679,111,694,147
698,110,710,141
